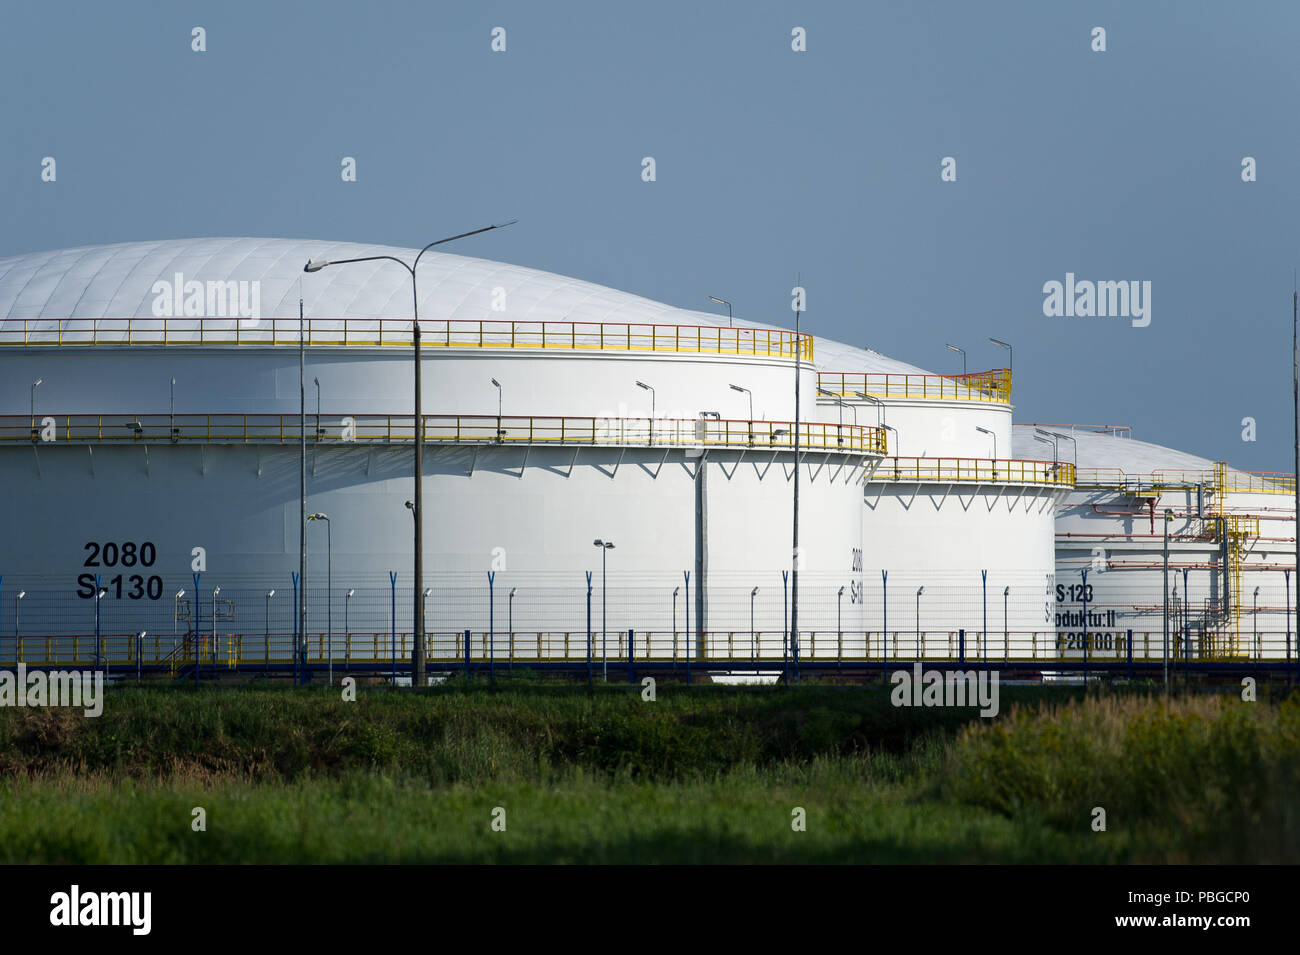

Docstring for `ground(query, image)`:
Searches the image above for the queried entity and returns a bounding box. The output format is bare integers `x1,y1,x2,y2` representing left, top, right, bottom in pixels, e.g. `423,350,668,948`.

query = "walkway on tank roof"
0,237,935,376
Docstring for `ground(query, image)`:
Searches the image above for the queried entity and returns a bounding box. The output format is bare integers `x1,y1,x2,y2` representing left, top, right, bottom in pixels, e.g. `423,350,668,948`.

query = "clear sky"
4,0,1298,471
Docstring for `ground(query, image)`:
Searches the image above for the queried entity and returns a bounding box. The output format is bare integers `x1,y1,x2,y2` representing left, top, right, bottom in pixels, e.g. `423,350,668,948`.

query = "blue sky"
4,0,1299,470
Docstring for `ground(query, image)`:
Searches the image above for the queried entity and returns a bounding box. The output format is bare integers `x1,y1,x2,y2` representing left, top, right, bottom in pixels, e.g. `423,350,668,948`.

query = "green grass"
0,681,1294,863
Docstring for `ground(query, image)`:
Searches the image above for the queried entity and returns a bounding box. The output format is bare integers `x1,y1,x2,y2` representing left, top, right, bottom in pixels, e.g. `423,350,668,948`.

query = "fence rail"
9,628,1297,670
818,369,1011,404
0,412,888,454
0,317,813,360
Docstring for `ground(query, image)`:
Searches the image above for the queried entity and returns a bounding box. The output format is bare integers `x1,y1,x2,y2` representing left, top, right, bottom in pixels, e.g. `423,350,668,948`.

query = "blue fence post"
1081,568,1090,683
463,628,471,678
1126,628,1133,682
627,628,635,685
488,571,495,686
586,571,593,689
881,570,888,684
981,569,987,663
959,628,965,666
684,571,691,686
389,571,397,687
94,573,103,673
782,570,789,685
194,572,202,687
290,571,298,685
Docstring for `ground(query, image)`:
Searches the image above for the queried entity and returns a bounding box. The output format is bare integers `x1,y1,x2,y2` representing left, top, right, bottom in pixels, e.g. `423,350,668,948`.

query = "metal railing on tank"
0,317,813,361
0,413,888,455
817,369,1011,404
1073,467,1296,496
870,456,1075,486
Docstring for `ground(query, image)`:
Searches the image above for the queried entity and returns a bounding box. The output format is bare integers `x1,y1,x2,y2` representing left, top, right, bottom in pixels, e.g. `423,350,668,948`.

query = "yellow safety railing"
870,456,1075,486
0,317,813,360
1,413,887,454
817,369,1011,404
1074,467,1295,495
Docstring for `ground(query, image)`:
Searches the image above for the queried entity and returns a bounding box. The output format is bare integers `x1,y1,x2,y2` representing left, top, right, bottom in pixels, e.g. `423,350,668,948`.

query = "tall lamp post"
305,219,516,688
491,377,503,440
672,585,680,665
508,587,516,666
729,384,753,444
915,586,924,656
1253,586,1261,659
14,589,23,665
988,337,1013,378
708,296,733,327
308,513,332,684
30,379,42,440
345,588,354,665
265,588,275,663
1170,509,1180,696
636,380,655,443
593,539,614,681
945,343,966,375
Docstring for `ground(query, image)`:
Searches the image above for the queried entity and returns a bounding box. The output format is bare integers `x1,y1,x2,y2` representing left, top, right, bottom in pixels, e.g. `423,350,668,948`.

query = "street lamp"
95,585,107,671
988,337,1013,378
708,296,733,327
170,376,180,442
305,219,517,687
265,588,275,662
1041,429,1077,472
313,377,323,439
14,589,23,665
593,539,615,680
212,586,221,668
636,380,656,444
1162,509,1173,691
945,344,966,375
1254,586,1261,659
837,585,845,657
308,512,332,684
729,384,753,444
508,587,516,665
916,586,924,655
491,377,503,440
672,585,680,665
30,379,41,440
975,426,997,459
345,588,354,665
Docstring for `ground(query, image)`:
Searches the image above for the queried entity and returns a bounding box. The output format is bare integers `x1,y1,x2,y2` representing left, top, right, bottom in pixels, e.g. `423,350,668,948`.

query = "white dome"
0,237,932,375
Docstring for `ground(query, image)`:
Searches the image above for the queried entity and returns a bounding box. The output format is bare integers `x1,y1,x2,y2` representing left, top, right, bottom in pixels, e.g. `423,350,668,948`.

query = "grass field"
1,680,1296,863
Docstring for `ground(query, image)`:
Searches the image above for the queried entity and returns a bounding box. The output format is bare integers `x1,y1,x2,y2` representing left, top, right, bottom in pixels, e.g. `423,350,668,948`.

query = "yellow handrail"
870,456,1074,486
817,369,1011,404
0,317,814,361
1074,467,1295,495
1,412,887,454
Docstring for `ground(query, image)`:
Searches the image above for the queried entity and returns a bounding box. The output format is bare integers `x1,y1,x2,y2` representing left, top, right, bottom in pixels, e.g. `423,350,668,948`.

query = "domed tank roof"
0,237,934,376
1011,423,1215,472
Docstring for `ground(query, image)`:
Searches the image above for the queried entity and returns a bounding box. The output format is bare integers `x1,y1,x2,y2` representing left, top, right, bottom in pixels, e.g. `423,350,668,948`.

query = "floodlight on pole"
304,218,517,688
945,344,966,375
708,296,733,327
988,337,1013,377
